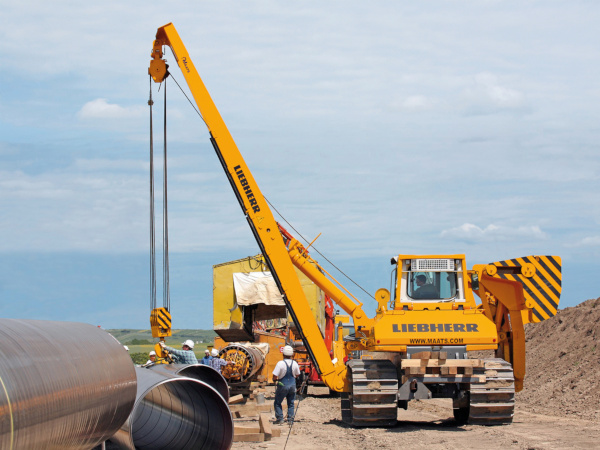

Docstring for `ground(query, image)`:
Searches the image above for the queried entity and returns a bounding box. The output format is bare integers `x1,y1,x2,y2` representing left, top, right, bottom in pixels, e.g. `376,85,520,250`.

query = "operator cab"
392,255,473,309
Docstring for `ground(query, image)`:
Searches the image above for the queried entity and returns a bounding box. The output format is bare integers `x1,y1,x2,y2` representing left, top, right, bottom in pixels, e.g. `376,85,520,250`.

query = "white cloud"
440,223,547,243
461,72,527,115
77,98,145,120
399,95,436,111
569,236,600,247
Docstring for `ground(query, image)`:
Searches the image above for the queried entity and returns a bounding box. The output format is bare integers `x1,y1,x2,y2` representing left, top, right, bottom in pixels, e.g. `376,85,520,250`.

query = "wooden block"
430,367,440,375
441,366,450,376
448,366,458,375
439,351,447,360
410,351,431,359
259,413,272,440
233,411,242,418
234,425,260,434
228,394,245,405
431,351,440,359
271,428,281,438
229,404,271,415
401,359,483,368
233,433,265,442
463,367,473,376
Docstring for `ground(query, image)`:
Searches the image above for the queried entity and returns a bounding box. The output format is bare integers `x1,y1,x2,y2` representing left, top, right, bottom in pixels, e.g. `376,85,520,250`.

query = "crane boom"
149,23,348,391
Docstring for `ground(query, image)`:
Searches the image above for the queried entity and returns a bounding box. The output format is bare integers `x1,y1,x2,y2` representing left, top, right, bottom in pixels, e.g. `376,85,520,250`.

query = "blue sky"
1,1,598,329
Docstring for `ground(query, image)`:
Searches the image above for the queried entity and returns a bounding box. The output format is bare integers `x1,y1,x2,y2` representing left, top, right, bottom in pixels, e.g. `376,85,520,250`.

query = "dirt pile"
517,297,600,420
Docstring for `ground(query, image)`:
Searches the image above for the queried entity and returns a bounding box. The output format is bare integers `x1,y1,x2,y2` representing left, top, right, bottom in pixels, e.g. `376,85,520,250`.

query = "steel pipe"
149,363,229,402
110,367,232,450
219,343,266,384
0,319,137,450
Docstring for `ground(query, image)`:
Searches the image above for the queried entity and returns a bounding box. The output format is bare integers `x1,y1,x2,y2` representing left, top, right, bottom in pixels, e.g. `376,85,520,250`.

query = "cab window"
408,271,457,300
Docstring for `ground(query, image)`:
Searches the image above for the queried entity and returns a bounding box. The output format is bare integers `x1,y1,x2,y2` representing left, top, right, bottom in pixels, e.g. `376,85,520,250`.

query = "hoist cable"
163,78,171,312
166,70,209,129
148,76,157,311
265,198,376,302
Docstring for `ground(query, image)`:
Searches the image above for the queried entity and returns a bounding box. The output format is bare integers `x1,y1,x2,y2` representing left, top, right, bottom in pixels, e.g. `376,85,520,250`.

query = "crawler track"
341,359,398,427
469,358,515,425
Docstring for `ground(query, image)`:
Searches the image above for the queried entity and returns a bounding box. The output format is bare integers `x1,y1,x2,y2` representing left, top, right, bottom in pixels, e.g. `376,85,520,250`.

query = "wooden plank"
234,425,260,434
233,433,265,443
259,413,272,441
410,351,431,359
229,403,272,415
401,359,483,368
228,394,245,404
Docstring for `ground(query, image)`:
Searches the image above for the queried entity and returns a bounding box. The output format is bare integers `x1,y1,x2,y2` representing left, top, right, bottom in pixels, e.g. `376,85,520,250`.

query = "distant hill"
108,329,217,346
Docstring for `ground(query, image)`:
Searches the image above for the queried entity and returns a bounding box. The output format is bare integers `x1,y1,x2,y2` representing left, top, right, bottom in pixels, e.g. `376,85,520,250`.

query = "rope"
162,79,170,312
265,198,376,302
149,76,157,311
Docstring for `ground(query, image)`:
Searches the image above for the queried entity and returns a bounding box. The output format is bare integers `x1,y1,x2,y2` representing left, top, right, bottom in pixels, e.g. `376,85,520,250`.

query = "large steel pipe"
219,343,266,384
110,367,232,450
0,319,137,450
149,363,229,402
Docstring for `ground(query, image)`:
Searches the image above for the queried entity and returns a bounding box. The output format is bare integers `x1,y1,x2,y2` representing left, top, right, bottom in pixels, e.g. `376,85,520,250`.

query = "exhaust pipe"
0,319,137,450
149,363,229,402
110,367,233,450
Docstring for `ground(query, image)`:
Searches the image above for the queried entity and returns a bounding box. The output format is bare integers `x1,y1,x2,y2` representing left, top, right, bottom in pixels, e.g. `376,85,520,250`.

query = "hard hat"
149,351,156,356
211,348,219,357
182,339,195,349
283,345,294,356
205,349,210,353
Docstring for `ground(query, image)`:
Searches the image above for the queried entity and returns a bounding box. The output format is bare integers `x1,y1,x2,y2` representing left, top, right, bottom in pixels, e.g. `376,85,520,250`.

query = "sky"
1,1,599,329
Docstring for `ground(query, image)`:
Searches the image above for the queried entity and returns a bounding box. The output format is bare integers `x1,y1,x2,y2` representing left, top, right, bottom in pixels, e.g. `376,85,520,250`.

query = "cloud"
398,95,436,112
440,223,547,243
77,98,145,120
569,236,600,247
461,72,527,115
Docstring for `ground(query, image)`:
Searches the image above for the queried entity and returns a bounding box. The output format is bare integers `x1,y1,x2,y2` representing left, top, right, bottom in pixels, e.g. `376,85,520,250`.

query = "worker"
159,339,198,364
272,345,300,425
146,350,157,365
209,348,233,372
413,274,438,299
200,349,213,365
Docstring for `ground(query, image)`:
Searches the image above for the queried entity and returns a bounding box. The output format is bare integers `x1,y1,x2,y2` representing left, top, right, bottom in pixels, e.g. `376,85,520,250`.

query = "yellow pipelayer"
148,23,561,426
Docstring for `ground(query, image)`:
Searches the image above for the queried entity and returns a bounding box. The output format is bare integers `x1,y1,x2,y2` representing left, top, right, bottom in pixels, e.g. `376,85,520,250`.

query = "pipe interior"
131,379,232,450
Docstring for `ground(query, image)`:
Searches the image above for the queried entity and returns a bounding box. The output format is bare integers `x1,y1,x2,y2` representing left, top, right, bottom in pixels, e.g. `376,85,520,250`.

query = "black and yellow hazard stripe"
490,255,562,323
150,307,172,337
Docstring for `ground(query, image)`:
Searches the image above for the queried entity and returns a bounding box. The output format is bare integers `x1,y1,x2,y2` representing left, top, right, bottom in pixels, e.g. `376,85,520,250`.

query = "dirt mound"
517,297,600,421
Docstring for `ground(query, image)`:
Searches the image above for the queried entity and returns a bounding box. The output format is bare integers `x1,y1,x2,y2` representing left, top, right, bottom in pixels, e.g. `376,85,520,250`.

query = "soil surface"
233,298,600,450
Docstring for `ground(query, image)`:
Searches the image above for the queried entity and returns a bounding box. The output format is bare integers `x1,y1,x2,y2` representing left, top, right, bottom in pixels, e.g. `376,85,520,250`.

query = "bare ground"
233,298,600,450
233,387,600,450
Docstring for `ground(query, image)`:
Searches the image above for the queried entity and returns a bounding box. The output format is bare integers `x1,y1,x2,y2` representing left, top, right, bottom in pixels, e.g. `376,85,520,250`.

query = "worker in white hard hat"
200,349,213,365
272,345,300,425
209,348,233,372
158,339,198,364
142,350,157,367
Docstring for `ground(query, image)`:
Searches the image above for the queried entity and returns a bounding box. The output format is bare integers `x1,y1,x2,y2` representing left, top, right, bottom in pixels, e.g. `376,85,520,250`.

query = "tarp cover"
233,272,285,306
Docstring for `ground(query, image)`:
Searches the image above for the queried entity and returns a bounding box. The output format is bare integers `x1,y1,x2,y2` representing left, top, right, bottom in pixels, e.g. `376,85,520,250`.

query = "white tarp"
233,272,285,306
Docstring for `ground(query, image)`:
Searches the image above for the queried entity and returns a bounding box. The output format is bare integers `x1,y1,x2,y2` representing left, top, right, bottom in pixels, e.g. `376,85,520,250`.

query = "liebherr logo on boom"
234,165,260,213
